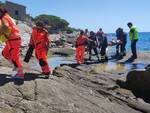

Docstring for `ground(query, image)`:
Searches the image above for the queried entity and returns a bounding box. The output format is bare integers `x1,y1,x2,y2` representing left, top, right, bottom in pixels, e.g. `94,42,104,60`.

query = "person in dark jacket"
88,31,99,61
99,33,108,62
116,28,127,58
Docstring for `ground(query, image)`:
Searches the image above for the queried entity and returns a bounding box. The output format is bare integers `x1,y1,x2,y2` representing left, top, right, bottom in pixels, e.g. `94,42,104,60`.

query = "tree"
34,15,69,31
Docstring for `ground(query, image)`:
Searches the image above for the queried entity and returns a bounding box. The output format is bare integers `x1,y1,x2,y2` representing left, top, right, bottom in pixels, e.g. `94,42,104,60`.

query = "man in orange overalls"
25,21,51,79
75,30,88,64
0,8,24,79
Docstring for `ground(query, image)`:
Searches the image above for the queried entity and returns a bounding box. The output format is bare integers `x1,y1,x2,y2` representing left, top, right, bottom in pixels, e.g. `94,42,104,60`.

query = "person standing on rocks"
96,28,108,62
115,27,127,58
96,28,104,37
88,31,99,61
84,29,89,37
24,21,51,79
99,33,108,62
75,30,88,64
0,8,24,79
127,22,139,59
96,28,104,52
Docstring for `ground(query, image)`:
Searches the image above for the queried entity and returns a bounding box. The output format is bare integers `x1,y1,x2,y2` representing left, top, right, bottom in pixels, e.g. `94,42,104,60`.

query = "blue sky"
2,0,150,33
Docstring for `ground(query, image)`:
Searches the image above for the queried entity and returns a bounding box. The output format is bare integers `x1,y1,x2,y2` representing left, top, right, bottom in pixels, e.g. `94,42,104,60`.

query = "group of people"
75,28,108,64
0,7,139,81
0,8,52,80
75,23,139,64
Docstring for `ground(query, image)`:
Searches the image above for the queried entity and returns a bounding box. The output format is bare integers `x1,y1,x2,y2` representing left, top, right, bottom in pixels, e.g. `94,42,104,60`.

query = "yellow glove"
0,35,7,42
0,28,11,43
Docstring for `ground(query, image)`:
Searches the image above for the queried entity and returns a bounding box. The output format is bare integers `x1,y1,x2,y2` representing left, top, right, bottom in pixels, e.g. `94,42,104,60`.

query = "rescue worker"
88,31,99,61
24,21,51,79
115,28,127,58
127,22,139,59
0,8,24,79
75,30,88,64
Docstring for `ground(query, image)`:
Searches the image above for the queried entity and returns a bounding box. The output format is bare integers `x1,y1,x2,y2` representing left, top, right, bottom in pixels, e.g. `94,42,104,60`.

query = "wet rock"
49,47,75,56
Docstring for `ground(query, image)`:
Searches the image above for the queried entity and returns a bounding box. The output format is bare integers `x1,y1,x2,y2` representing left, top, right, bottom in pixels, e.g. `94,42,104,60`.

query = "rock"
0,64,148,113
17,22,32,47
1,51,150,113
126,68,150,102
49,47,75,56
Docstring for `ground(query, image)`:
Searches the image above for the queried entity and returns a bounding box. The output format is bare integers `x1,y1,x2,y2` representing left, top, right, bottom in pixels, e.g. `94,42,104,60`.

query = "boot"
43,73,50,79
105,56,108,62
96,55,100,61
89,56,91,61
12,68,24,79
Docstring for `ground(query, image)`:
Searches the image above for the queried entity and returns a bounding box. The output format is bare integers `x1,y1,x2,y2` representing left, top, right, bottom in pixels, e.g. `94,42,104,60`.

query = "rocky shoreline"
0,50,150,113
0,20,150,113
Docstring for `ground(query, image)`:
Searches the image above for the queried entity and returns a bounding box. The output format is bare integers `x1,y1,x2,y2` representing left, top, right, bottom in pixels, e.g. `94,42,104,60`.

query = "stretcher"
108,39,122,46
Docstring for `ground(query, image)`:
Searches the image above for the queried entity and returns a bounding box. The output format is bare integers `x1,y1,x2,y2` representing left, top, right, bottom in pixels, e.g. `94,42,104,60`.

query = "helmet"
80,30,84,35
90,31,95,36
35,20,49,28
35,21,44,27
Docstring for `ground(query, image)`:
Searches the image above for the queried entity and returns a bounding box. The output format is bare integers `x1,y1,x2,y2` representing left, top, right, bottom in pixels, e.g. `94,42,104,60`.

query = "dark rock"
126,68,150,102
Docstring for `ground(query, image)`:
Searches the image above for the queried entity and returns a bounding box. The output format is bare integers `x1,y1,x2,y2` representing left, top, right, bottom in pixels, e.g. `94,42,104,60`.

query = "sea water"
107,32,150,52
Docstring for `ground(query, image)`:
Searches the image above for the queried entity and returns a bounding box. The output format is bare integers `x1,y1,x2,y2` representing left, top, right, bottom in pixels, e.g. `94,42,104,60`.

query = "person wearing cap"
0,8,24,79
24,21,51,78
127,22,139,59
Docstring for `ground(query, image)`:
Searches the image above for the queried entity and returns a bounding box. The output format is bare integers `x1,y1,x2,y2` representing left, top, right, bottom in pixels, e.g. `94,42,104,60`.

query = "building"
5,1,26,21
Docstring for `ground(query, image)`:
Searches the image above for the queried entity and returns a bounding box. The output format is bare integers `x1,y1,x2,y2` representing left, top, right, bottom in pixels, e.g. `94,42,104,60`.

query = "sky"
1,0,150,33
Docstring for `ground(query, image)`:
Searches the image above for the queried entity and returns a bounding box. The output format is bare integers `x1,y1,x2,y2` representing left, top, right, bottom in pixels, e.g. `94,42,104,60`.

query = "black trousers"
116,42,126,55
131,40,138,57
100,45,107,57
24,45,34,63
89,46,98,56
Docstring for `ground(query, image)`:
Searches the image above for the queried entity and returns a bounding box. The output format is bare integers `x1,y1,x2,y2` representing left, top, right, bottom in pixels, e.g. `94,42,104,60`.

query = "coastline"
0,47,150,113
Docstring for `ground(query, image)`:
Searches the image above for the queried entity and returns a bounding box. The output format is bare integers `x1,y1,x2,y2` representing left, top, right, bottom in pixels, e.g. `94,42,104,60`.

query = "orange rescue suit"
29,27,51,75
1,12,23,77
75,35,88,64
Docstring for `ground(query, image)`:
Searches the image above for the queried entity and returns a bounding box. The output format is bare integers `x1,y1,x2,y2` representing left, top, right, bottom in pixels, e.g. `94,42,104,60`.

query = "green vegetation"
34,14,73,33
0,2,6,9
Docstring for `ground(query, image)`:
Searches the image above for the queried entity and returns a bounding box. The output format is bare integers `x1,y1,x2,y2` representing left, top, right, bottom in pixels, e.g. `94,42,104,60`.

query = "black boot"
89,56,91,61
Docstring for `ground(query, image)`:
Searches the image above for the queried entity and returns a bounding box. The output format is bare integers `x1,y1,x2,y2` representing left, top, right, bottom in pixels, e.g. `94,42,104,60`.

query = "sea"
107,32,150,52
